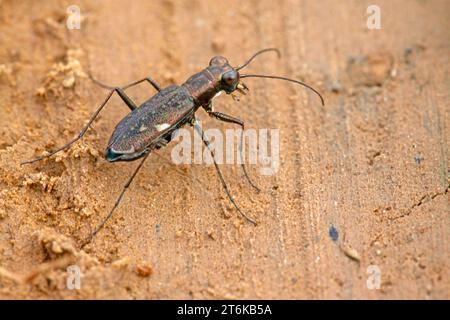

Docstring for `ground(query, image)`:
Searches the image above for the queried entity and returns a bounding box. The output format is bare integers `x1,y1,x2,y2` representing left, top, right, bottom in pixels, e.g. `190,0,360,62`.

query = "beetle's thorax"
182,57,236,106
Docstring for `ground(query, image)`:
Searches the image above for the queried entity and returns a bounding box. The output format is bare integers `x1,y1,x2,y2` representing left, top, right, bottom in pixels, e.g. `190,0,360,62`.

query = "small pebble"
329,225,339,242
341,245,360,262
62,75,75,88
136,264,153,277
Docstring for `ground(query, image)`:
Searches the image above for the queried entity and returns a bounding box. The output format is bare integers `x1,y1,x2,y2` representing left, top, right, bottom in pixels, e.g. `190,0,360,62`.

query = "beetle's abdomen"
107,85,195,156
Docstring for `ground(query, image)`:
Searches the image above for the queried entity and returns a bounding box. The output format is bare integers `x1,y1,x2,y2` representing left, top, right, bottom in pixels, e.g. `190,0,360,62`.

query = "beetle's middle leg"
193,120,257,225
206,109,260,192
82,151,150,246
82,152,150,247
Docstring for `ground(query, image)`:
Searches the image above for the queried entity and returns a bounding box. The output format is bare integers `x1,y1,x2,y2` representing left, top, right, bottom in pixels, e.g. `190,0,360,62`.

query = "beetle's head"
206,49,324,107
208,56,247,94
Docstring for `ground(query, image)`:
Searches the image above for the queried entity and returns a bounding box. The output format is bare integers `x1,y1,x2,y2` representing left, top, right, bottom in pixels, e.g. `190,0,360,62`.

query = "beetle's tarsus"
20,137,78,165
89,73,116,90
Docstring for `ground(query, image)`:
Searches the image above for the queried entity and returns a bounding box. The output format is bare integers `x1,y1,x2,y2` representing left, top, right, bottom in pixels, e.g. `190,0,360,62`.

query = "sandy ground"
0,0,448,299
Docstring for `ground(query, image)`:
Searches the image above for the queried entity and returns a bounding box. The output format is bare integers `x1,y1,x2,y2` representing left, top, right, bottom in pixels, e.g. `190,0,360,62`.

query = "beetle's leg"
193,120,257,225
206,111,260,192
90,74,161,92
81,152,150,247
115,87,138,110
21,90,118,165
154,138,169,149
123,76,161,92
21,83,146,165
90,73,163,109
204,100,213,113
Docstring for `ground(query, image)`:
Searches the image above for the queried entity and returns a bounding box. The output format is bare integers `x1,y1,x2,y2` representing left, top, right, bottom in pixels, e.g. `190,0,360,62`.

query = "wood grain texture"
0,0,448,299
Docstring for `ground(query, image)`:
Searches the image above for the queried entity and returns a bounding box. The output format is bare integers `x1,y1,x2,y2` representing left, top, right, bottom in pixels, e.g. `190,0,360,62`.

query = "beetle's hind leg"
21,76,154,165
21,90,119,165
82,151,150,247
21,71,164,165
90,73,162,92
193,120,257,225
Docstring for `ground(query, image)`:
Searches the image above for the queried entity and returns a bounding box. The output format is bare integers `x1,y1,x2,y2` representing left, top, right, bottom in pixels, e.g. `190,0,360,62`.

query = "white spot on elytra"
155,123,170,132
139,125,148,132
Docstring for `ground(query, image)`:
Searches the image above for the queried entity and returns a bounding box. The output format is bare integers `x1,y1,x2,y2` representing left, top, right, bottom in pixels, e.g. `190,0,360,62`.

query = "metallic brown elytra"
21,48,324,245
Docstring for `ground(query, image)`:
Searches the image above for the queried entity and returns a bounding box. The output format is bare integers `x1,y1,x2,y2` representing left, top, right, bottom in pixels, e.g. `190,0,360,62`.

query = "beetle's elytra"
22,48,324,245
106,85,195,162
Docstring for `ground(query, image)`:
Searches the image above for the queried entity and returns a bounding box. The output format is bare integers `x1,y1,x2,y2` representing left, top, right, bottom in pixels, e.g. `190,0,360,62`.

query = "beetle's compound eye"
221,70,238,86
209,56,228,66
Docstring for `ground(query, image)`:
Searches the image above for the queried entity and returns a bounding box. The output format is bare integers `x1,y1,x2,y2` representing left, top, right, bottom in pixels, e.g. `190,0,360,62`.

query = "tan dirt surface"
0,0,449,299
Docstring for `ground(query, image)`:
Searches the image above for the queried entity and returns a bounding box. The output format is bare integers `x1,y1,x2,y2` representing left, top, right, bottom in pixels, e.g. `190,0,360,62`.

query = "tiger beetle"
21,48,324,245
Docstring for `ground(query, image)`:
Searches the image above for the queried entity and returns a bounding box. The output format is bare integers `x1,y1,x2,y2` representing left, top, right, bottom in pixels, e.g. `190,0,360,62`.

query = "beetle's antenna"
236,48,281,71
240,74,325,106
